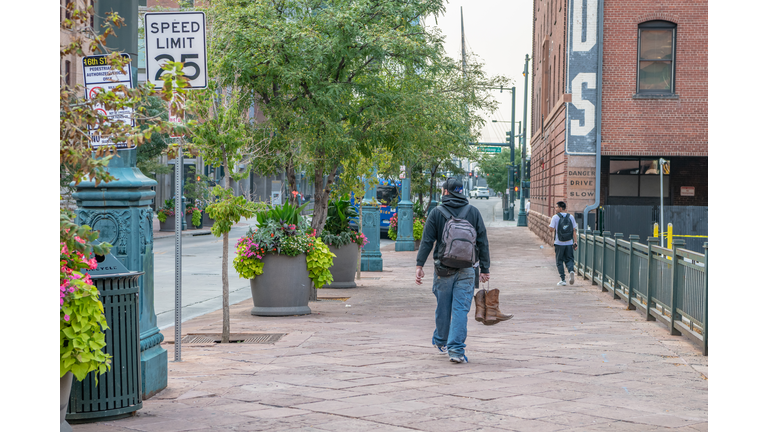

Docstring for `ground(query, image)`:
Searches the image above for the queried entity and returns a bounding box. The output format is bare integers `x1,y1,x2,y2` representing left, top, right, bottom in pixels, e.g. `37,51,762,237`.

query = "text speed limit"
144,11,208,89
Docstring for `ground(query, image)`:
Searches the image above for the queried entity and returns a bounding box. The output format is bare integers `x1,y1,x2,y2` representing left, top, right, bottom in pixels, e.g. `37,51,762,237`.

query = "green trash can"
67,253,143,422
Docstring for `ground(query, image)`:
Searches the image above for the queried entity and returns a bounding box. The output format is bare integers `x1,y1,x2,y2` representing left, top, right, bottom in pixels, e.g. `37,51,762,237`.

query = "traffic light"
522,181,530,189
514,186,519,192
505,131,512,142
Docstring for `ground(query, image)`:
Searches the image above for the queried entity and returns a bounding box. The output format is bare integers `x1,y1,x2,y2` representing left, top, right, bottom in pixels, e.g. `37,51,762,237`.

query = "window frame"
608,157,670,198
636,20,677,95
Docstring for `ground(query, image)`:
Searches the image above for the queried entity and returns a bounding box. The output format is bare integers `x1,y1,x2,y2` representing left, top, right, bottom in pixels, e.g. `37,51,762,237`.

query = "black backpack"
436,205,477,268
556,213,574,242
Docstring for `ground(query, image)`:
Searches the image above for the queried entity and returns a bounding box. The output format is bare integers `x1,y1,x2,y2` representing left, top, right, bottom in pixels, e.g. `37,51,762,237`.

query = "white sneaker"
569,272,575,285
557,280,567,286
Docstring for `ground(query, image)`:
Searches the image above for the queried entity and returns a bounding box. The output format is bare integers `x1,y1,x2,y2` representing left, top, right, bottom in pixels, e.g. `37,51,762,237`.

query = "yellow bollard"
653,223,659,238
667,223,673,249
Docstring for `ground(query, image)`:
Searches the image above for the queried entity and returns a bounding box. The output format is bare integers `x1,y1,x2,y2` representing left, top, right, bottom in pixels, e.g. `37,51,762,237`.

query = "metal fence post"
703,242,708,355
584,230,592,280
669,238,685,335
613,233,623,299
591,230,600,285
627,235,639,310
646,237,659,321
601,231,611,292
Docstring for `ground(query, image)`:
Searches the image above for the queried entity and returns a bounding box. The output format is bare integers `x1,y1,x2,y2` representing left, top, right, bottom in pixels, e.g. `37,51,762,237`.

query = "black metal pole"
517,54,530,226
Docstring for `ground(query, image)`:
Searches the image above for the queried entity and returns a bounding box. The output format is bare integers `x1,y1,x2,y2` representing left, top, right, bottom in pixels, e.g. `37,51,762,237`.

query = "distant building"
527,0,707,243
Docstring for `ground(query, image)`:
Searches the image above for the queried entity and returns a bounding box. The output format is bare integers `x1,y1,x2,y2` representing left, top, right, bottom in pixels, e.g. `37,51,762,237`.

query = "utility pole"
509,87,516,221
517,54,530,226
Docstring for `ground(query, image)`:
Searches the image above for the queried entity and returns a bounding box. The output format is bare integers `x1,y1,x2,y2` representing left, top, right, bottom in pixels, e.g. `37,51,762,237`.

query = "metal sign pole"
174,140,183,362
659,158,665,247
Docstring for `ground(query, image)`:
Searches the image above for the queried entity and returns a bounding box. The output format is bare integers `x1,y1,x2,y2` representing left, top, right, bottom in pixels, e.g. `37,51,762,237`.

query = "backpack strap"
457,205,471,220
435,205,452,220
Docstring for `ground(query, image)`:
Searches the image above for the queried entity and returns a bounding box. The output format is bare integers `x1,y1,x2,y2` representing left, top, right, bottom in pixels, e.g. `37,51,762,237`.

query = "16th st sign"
144,11,208,89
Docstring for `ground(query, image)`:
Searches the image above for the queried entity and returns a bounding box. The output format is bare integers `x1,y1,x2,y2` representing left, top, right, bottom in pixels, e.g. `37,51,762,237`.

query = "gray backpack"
436,205,477,269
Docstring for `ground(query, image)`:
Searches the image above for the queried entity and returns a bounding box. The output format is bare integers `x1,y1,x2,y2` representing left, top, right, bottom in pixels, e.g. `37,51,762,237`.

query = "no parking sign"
82,53,135,149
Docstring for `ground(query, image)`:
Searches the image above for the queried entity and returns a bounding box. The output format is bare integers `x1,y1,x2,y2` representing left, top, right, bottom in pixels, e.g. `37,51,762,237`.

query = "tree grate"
317,297,351,302
179,333,285,344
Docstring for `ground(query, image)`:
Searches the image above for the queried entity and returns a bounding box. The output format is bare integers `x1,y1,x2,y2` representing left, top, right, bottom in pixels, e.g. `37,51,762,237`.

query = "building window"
637,20,676,94
609,158,670,197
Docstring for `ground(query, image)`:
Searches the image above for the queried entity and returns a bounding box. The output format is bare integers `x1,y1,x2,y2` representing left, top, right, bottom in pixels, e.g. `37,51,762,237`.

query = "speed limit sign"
144,11,207,89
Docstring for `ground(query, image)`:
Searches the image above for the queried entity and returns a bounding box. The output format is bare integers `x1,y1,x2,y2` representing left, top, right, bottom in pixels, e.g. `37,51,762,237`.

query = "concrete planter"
250,254,312,316
202,211,215,227
325,243,360,288
158,214,189,231
60,372,73,432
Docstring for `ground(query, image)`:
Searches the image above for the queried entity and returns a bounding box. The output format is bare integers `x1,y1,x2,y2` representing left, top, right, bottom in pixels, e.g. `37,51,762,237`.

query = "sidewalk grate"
179,333,285,344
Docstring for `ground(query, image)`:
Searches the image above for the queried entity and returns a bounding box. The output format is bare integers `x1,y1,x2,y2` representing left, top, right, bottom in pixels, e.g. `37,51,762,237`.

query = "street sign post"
82,54,135,149
145,11,208,363
144,11,208,90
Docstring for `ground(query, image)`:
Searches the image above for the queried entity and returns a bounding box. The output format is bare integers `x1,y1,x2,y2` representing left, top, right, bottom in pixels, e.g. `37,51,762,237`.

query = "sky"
427,0,534,147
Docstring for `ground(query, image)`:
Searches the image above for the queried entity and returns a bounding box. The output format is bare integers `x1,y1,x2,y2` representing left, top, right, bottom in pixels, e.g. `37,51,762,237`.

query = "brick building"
527,0,708,243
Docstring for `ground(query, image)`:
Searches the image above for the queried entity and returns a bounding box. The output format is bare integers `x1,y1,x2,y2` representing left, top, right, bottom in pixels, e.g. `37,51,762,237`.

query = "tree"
208,0,492,233
477,147,522,196
186,82,269,343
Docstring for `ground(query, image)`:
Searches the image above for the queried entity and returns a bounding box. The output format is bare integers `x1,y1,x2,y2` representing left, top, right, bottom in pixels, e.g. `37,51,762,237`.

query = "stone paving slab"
72,225,707,431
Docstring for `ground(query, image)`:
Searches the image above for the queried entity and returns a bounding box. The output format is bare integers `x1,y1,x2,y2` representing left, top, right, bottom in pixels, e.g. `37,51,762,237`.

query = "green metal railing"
576,230,708,355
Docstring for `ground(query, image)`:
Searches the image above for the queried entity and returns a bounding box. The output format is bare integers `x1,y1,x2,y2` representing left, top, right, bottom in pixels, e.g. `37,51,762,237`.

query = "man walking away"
549,201,578,286
415,178,490,364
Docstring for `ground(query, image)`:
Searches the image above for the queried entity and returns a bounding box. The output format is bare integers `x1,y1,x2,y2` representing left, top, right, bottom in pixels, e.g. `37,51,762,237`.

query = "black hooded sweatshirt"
416,193,491,274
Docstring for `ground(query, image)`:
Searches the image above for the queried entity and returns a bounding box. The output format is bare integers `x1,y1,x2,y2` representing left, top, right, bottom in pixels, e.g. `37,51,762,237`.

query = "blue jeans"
431,267,475,357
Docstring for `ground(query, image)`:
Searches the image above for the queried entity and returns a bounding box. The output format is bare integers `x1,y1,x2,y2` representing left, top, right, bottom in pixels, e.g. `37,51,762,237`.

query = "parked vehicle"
470,186,490,199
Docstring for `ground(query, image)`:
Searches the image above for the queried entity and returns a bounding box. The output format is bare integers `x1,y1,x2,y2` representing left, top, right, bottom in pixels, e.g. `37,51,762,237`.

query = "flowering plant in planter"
387,213,398,240
321,195,369,248
186,206,202,227
156,199,175,223
60,210,112,383
234,202,335,288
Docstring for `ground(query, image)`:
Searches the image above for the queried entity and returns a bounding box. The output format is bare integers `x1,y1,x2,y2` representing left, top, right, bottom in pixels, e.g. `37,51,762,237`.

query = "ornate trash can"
67,253,143,422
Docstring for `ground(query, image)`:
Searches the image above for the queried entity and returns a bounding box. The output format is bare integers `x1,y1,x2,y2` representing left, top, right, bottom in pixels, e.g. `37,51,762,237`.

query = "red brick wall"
601,1,708,156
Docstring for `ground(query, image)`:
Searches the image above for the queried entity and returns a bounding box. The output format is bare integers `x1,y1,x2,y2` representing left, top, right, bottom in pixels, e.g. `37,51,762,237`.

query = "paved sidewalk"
73,226,707,432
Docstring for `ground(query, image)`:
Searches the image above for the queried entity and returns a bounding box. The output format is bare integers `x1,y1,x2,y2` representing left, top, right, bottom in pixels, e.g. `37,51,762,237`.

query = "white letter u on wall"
573,0,597,52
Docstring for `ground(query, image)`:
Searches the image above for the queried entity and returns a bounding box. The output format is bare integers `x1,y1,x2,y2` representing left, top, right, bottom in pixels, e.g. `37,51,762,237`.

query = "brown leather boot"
474,289,486,322
483,288,513,325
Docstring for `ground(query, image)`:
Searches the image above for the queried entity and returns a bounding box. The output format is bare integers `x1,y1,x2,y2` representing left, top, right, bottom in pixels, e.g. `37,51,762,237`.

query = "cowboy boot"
483,289,513,325
474,289,486,322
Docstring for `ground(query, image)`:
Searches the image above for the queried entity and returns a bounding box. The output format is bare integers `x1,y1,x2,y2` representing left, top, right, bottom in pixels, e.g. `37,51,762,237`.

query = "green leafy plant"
60,210,113,383
413,218,425,241
256,201,309,227
191,208,202,227
321,195,368,248
156,198,176,223
235,203,336,289
306,241,335,288
387,213,398,241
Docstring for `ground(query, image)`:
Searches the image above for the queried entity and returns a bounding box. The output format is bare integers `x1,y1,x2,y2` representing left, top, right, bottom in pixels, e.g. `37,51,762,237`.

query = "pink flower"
64,315,70,321
60,298,64,306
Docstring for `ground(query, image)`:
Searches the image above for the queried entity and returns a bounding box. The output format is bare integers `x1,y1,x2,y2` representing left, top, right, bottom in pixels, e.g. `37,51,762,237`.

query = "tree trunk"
221,146,231,344
286,157,298,206
310,158,340,235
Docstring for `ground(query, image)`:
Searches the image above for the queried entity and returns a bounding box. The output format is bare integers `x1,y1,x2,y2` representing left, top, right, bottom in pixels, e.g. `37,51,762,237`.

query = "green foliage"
206,187,264,237
477,147,521,195
324,195,358,236
60,279,111,382
256,201,309,227
388,225,398,241
413,218,425,241
60,209,113,383
191,208,202,227
306,240,335,289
